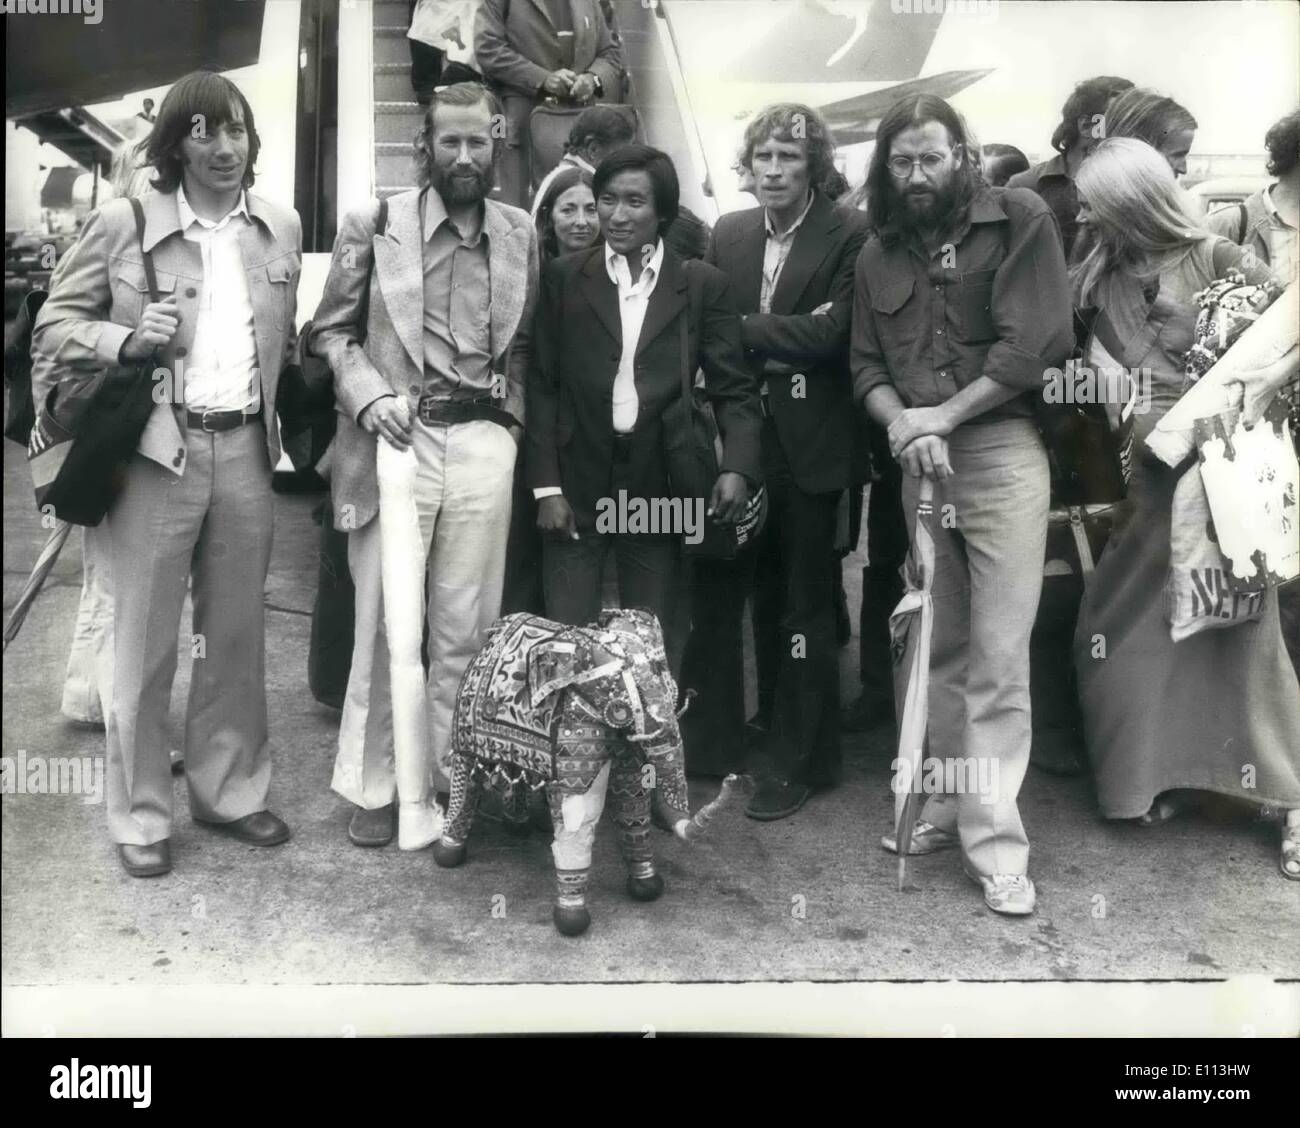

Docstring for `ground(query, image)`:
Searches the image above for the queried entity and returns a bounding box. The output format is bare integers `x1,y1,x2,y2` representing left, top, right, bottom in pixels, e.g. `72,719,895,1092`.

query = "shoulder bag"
27,197,162,526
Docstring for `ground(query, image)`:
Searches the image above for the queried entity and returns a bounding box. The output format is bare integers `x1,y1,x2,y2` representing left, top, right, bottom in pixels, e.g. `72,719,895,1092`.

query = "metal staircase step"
373,62,414,102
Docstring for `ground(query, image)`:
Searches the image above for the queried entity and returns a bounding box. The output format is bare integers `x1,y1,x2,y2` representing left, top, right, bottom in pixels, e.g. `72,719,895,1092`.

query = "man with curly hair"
1207,107,1299,289
679,103,870,817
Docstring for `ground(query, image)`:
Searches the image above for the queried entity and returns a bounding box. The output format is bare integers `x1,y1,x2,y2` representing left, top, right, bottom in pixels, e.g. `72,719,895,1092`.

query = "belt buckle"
200,409,222,433
418,395,451,424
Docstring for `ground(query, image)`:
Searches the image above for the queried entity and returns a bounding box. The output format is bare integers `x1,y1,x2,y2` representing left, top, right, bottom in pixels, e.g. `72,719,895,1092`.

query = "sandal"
1282,817,1300,881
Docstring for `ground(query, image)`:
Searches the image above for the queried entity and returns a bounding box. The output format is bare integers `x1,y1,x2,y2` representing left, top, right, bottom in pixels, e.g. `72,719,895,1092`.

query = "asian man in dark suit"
527,145,761,660
681,103,871,818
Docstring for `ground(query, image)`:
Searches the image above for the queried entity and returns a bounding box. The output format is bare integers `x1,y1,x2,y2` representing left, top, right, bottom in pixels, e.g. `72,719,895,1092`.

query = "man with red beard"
312,83,538,850
849,95,1072,916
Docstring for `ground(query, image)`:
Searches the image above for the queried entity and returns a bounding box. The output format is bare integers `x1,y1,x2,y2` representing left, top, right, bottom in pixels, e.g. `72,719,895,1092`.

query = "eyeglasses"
887,151,953,179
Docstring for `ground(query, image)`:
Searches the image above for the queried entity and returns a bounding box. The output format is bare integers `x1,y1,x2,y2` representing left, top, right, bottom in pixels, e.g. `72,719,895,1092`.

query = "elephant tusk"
675,773,744,842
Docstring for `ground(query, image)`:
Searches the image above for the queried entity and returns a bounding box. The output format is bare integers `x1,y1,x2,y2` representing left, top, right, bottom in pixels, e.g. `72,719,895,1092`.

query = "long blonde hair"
1071,137,1207,307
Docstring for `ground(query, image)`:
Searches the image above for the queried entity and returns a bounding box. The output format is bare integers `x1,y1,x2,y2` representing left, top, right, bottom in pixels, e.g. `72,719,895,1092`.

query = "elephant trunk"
672,774,744,842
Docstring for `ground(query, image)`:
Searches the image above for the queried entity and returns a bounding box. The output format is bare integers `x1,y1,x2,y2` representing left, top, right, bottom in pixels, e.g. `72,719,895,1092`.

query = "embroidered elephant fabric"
451,611,689,814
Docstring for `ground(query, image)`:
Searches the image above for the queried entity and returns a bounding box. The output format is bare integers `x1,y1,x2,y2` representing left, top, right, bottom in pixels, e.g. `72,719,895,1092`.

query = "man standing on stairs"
311,82,539,851
475,0,624,207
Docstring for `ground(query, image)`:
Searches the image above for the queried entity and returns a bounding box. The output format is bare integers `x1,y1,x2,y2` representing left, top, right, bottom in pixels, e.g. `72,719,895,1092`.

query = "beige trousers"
105,423,274,845
332,418,517,808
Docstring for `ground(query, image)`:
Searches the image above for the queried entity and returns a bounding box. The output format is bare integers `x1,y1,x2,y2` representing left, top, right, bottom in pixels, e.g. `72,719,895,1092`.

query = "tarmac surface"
3,437,1298,988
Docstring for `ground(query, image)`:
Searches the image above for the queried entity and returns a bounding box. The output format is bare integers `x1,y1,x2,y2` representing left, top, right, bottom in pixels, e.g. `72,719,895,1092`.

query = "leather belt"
416,393,516,430
185,407,261,432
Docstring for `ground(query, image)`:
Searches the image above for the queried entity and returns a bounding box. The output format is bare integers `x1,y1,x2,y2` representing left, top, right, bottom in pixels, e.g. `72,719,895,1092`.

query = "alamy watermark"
891,754,1001,804
1,749,104,805
595,490,704,545
1,0,103,24
891,0,1000,18
1043,364,1152,416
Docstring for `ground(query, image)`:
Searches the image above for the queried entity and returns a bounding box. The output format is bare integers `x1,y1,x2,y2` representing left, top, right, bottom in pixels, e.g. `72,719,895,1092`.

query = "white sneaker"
881,820,960,856
964,862,1036,915
398,801,444,851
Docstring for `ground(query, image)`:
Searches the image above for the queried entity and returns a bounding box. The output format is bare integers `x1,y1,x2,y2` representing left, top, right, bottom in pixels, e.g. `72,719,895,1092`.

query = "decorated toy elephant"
432,609,742,935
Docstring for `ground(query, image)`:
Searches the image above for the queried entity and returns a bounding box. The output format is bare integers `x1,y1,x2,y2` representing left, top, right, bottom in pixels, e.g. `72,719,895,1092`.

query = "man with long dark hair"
311,82,538,851
1007,75,1133,258
850,94,1073,915
31,71,303,876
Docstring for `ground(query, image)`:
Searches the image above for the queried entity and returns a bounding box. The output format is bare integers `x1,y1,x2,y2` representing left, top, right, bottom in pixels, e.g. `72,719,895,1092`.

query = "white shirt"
607,237,663,433
532,239,665,502
757,190,815,394
760,189,815,314
1261,183,1299,287
176,186,260,413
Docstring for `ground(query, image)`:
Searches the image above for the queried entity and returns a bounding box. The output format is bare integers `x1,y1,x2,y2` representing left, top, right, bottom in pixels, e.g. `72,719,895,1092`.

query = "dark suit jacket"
527,244,762,530
706,192,871,495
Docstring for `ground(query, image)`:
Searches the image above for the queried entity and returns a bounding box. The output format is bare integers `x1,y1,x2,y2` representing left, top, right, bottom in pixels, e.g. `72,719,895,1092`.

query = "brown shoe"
196,810,290,847
118,840,172,878
348,803,395,847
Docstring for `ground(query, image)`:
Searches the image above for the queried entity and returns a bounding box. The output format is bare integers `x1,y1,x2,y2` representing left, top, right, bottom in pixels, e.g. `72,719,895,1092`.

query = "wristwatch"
588,73,603,98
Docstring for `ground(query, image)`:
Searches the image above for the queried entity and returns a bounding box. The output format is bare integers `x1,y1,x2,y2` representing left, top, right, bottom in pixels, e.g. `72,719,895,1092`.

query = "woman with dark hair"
1103,87,1198,179
1069,137,1300,879
503,165,601,623
533,165,599,261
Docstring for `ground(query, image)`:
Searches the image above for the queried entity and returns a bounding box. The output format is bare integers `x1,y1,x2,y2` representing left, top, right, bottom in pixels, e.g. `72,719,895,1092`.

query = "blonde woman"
1069,138,1300,879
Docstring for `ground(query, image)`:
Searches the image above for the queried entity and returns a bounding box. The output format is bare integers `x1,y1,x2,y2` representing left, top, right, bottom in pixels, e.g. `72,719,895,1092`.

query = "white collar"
764,190,816,241
177,185,249,232
605,238,664,290
1263,183,1297,230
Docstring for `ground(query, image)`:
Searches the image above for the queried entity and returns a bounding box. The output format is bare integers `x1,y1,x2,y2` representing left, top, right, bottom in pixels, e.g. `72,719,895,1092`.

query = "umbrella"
3,518,73,652
888,476,936,892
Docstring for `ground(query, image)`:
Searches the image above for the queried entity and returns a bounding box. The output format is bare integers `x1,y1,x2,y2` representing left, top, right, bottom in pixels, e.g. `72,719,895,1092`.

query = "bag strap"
128,196,160,305
1068,505,1096,580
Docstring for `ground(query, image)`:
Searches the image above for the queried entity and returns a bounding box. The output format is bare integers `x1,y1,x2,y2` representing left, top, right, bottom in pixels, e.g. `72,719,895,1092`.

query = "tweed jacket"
30,187,302,476
311,188,539,532
474,0,622,99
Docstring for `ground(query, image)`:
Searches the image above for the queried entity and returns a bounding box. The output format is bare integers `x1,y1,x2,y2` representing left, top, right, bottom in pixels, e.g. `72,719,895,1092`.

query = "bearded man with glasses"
849,95,1073,916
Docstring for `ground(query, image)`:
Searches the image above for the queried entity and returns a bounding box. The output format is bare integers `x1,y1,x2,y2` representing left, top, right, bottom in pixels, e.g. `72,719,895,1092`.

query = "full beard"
431,162,495,206
892,177,964,237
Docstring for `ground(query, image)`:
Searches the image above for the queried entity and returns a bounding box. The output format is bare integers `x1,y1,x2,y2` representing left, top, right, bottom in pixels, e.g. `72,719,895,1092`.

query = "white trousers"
332,418,517,808
61,524,114,725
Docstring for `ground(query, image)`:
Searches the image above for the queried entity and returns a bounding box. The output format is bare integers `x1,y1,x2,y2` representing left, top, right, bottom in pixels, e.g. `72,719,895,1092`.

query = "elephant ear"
526,636,584,711
526,629,623,712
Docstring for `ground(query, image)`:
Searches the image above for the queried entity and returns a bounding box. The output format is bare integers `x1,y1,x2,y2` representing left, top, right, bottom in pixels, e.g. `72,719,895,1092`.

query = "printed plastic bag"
1166,464,1267,642
1195,398,1299,592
